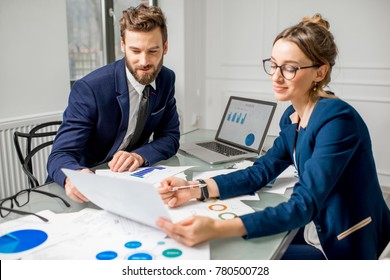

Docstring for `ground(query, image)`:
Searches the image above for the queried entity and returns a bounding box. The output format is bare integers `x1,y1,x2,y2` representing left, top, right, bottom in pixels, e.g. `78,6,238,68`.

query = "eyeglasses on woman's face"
262,58,320,80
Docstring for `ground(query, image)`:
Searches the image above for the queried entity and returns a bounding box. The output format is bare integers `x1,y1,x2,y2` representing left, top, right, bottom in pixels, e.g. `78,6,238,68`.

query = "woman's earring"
313,82,318,92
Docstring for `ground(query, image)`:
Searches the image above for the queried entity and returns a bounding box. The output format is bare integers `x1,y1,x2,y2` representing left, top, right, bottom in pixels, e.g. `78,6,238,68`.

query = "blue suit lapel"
147,86,158,118
106,58,129,160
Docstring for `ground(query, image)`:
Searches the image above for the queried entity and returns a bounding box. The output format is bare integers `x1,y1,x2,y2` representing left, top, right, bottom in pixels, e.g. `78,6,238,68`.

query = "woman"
157,14,390,260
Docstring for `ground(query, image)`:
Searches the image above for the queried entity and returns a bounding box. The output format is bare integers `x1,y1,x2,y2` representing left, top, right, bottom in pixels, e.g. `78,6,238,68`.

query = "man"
47,4,180,202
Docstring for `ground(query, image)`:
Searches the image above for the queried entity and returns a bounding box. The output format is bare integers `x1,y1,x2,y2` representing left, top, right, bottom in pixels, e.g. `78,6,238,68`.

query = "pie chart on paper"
0,229,48,254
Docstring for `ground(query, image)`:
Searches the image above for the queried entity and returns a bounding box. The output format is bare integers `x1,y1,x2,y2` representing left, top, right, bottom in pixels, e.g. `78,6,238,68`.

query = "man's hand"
64,168,93,202
108,151,145,172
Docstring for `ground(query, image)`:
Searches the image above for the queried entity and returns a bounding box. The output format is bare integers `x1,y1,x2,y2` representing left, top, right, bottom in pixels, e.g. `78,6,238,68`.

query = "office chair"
13,121,62,188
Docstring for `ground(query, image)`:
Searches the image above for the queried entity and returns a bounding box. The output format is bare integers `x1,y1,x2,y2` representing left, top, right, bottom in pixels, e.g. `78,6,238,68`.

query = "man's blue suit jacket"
213,97,390,259
47,58,180,186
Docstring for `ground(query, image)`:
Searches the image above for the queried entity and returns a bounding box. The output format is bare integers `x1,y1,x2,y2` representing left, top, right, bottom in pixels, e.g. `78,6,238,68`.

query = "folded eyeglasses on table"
0,187,70,222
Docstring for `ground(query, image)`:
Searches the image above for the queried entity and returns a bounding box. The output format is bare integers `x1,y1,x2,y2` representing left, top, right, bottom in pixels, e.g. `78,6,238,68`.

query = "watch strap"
197,179,209,201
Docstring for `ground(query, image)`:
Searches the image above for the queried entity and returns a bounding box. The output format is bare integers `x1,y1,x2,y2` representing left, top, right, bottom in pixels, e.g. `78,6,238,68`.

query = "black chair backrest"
13,121,62,188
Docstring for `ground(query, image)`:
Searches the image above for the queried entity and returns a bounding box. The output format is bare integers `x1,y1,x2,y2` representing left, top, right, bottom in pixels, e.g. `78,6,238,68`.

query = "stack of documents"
62,167,258,228
0,208,209,260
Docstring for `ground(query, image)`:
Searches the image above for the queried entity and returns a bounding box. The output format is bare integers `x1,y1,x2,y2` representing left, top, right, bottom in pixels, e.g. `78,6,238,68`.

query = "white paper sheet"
23,232,209,260
62,169,171,228
261,165,298,194
95,165,194,185
168,196,256,223
193,168,238,179
0,208,209,260
0,209,130,260
20,209,209,260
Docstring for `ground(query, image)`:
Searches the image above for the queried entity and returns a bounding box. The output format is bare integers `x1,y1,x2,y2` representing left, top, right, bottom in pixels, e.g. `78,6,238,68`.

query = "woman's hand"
156,216,247,247
156,216,219,246
158,177,196,208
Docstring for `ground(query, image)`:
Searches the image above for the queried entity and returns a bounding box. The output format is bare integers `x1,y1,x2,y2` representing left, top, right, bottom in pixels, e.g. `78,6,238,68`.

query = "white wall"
159,0,206,132
0,0,69,121
1,0,389,190
202,0,390,189
158,0,185,130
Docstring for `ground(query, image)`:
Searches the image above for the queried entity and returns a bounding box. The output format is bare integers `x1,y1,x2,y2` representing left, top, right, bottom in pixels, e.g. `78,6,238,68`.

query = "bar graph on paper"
130,166,166,178
95,165,193,185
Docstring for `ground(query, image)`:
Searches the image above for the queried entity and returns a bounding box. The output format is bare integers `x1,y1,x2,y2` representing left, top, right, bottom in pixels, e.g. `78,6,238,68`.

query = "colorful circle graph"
94,240,184,260
208,204,228,211
0,229,48,254
245,133,255,146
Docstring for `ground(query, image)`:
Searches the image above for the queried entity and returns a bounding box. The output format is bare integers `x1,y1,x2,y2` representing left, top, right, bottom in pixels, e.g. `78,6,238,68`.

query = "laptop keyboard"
197,141,246,157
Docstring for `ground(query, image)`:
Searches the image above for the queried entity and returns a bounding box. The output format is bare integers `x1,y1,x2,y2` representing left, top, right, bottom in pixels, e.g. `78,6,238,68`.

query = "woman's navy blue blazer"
213,97,390,259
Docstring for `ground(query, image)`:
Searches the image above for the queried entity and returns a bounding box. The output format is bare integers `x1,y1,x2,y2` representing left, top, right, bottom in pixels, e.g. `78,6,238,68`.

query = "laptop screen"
215,96,277,153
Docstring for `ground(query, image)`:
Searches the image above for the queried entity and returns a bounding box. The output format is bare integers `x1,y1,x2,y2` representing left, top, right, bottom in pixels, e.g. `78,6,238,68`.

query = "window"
66,0,103,82
66,0,157,83
113,0,157,60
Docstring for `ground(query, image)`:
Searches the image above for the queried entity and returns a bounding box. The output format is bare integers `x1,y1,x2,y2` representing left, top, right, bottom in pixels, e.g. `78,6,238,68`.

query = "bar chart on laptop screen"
218,99,274,148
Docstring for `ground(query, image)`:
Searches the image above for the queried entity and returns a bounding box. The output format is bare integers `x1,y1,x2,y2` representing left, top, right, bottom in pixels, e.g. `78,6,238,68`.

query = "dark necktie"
126,85,151,151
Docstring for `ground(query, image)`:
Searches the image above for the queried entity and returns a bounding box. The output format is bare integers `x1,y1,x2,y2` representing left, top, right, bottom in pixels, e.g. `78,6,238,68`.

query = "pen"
170,184,200,192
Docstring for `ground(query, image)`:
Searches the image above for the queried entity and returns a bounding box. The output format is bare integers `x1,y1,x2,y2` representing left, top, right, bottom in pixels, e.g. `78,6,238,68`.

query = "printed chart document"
63,168,258,229
169,166,259,222
95,165,194,185
0,210,85,260
62,169,171,229
168,196,256,222
0,208,209,260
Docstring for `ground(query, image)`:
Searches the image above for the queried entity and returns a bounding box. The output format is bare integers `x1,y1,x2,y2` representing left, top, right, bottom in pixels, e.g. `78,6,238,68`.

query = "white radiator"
0,113,62,199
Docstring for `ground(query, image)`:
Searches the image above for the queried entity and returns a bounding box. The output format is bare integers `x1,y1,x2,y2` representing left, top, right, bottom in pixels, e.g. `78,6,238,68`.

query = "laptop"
179,96,277,164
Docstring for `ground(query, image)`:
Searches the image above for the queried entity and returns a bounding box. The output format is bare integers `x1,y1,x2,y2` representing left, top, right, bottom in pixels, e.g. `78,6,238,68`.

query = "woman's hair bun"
300,13,330,30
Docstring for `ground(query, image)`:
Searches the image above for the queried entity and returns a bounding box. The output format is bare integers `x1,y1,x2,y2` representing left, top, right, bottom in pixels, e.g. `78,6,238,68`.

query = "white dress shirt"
118,66,156,151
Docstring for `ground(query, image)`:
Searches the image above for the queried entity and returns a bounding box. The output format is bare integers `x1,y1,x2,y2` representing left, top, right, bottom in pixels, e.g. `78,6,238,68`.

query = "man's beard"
127,55,164,85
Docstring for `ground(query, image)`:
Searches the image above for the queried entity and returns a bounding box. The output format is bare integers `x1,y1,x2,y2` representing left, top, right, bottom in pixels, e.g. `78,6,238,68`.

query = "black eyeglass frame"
0,205,49,222
0,188,71,222
262,58,321,80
